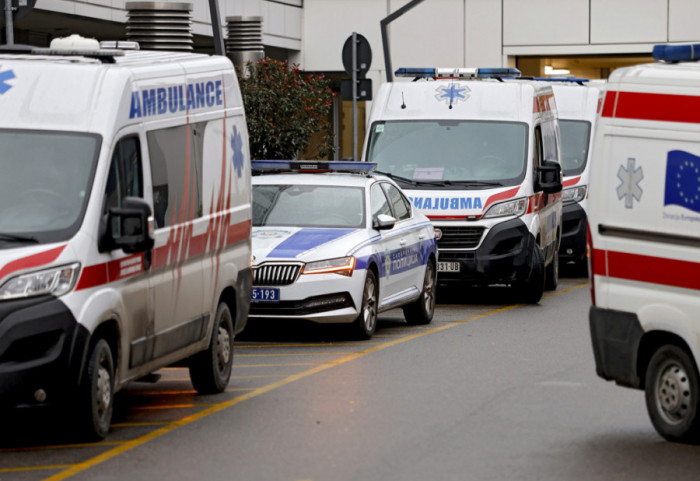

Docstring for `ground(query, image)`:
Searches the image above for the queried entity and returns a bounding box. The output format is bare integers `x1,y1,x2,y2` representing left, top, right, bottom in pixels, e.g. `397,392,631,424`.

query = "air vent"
225,16,264,73
125,1,193,51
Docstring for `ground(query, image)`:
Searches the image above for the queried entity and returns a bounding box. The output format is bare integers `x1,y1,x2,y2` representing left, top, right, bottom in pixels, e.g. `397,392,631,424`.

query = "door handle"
399,239,407,246
418,234,425,240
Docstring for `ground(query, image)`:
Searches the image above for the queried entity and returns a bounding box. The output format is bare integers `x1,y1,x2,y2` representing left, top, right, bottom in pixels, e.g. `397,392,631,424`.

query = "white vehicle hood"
252,227,367,263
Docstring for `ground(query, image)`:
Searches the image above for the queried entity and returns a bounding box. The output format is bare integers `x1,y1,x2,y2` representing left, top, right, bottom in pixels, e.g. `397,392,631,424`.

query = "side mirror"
100,197,154,253
373,214,396,230
537,160,563,194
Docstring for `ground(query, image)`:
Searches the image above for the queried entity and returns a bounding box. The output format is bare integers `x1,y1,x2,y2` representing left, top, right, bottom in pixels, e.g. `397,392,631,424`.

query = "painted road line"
42,282,588,481
0,465,74,473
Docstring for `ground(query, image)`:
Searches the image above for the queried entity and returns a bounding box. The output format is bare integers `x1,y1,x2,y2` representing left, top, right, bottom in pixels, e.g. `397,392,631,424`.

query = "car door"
378,182,424,306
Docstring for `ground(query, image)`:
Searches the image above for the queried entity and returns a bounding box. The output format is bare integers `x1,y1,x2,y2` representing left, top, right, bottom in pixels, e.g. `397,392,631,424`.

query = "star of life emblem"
617,157,644,209
435,83,469,106
0,67,16,95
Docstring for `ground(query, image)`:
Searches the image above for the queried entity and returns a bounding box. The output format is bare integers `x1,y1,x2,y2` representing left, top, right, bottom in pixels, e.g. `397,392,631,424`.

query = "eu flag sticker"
664,150,700,213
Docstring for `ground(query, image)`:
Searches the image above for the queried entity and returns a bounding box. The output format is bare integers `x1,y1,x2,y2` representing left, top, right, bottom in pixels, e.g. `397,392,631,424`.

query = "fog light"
566,248,573,255
34,389,47,403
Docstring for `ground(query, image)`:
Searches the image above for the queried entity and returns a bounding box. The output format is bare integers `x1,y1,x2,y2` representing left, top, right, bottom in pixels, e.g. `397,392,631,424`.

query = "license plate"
438,261,460,273
251,287,280,302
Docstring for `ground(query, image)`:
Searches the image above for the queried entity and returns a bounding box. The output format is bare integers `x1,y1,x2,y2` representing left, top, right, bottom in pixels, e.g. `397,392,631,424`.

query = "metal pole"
380,0,425,82
207,0,225,56
4,0,14,45
352,31,358,162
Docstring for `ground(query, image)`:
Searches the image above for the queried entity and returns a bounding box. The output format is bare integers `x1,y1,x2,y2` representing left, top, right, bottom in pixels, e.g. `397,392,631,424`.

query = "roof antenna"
401,92,406,109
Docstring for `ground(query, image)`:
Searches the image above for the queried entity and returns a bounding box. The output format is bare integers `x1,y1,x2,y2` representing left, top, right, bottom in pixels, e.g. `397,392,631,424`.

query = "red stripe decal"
427,215,467,220
482,187,520,213
0,245,67,282
563,176,581,188
602,91,700,124
595,249,700,291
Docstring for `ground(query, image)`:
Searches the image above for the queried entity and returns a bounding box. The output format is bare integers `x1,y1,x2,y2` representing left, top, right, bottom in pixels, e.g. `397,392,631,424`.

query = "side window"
104,136,143,214
382,183,411,221
148,123,204,228
370,183,392,219
533,125,543,169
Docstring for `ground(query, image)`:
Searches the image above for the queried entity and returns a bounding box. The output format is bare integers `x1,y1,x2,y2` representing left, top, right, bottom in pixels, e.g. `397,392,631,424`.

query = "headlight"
483,197,528,219
562,185,587,204
0,263,81,300
302,256,356,277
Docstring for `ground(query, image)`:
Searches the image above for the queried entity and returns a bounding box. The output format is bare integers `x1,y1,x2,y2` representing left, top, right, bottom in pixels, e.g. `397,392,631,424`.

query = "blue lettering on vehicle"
388,246,422,274
409,196,483,210
129,80,224,119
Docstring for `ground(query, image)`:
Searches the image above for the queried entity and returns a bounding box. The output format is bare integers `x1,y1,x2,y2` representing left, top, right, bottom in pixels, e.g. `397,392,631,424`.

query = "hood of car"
252,227,367,262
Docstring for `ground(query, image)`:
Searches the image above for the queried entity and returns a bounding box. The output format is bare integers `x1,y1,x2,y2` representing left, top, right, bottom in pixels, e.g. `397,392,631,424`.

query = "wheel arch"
638,330,699,390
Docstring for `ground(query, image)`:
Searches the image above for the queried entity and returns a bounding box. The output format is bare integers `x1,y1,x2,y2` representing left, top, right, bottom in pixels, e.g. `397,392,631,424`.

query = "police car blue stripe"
268,228,357,258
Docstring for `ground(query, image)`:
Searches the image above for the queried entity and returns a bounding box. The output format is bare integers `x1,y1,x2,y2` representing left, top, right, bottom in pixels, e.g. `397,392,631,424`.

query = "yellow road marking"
235,362,325,367
237,352,357,357
1,465,74,473
0,441,123,453
41,283,587,481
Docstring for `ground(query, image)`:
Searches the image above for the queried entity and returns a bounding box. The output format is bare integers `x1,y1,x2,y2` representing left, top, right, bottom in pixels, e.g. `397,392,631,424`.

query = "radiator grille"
253,263,303,286
436,226,485,249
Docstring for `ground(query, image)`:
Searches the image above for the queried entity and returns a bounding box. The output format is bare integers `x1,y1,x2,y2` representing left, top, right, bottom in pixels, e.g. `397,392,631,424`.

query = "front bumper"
0,296,88,408
248,269,364,323
560,202,587,263
436,218,536,285
589,305,644,389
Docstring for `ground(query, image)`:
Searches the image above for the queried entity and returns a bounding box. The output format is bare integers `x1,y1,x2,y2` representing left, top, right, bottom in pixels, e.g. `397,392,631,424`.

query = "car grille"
253,263,303,286
437,226,485,249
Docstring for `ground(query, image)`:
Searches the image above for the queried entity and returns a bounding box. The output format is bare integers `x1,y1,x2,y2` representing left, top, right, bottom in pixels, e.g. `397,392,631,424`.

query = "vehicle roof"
372,78,555,123
551,83,603,122
608,60,700,88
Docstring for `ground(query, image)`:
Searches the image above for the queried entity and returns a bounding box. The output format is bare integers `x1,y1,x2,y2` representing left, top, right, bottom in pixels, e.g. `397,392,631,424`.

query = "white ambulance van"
588,43,700,442
548,80,605,275
0,36,252,439
363,68,563,303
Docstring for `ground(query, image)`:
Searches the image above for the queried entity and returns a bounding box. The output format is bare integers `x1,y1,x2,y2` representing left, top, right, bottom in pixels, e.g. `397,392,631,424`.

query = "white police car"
250,160,438,339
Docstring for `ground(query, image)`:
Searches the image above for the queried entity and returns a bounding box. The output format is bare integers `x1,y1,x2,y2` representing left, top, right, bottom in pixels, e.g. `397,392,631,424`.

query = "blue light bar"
252,160,376,174
653,43,700,63
395,67,521,79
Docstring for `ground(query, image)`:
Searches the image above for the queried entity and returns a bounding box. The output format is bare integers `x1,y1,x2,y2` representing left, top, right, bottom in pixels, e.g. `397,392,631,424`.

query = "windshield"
0,130,100,246
365,120,528,188
559,120,591,176
254,184,365,228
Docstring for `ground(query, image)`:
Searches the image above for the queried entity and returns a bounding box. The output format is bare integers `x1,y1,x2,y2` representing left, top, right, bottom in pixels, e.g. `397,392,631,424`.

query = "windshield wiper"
0,233,39,244
442,180,504,187
374,170,438,186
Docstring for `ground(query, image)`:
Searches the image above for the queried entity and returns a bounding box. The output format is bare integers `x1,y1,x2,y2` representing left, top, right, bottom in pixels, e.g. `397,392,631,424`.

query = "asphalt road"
2,275,699,481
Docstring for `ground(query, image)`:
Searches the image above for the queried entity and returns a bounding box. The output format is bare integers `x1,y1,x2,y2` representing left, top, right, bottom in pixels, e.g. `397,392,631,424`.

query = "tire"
353,270,378,340
645,344,700,443
519,244,545,304
544,244,559,291
77,339,115,440
403,261,436,325
189,303,234,394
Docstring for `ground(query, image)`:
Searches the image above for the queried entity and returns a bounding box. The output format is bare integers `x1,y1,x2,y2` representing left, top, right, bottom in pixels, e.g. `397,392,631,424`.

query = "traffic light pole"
380,0,424,82
4,0,14,45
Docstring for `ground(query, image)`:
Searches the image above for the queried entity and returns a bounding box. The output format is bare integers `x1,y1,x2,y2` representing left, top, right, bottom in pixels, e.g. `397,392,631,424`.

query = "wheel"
77,339,115,440
189,303,234,394
353,270,378,340
403,261,436,325
645,345,700,443
545,244,559,291
518,244,545,304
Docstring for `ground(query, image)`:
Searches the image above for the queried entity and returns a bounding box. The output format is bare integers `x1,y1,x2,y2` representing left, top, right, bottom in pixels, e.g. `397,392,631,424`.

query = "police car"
249,160,438,339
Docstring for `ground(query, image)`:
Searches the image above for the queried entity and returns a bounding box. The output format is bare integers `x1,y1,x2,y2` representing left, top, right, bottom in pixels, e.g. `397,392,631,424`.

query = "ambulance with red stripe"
588,43,700,442
363,68,563,302
548,80,605,275
0,36,252,439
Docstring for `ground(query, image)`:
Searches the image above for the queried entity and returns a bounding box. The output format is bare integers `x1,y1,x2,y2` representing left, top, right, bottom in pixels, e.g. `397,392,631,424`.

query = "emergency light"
395,67,521,79
653,43,700,63
252,160,376,174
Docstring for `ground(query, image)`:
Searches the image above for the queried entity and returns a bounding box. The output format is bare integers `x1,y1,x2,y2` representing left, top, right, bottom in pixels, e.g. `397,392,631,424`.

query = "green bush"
238,58,335,160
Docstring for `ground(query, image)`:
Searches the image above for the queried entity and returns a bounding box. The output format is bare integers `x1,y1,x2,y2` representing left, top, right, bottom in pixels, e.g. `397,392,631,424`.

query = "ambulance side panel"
589,79,700,387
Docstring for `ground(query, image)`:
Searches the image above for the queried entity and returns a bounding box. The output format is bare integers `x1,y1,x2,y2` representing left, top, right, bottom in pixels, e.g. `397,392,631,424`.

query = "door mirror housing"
100,197,154,253
373,214,397,230
537,160,563,194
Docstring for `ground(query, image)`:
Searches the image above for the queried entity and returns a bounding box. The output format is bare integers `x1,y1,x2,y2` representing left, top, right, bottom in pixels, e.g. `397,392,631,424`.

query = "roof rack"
252,160,377,175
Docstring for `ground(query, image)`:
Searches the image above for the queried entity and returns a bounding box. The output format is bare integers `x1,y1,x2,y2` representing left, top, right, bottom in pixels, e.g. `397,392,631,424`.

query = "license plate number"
251,287,280,302
438,261,460,273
